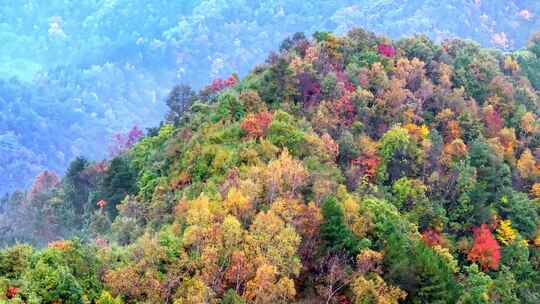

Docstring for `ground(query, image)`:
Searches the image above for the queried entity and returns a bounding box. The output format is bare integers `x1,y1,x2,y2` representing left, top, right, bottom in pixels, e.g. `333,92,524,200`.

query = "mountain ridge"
3,0,540,196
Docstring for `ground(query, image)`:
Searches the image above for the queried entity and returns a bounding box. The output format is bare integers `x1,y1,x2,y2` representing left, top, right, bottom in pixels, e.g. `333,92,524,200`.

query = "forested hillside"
2,0,540,195
1,27,540,303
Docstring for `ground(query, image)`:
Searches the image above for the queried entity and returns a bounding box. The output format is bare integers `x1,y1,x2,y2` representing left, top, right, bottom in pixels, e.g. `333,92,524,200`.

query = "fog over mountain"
1,1,539,194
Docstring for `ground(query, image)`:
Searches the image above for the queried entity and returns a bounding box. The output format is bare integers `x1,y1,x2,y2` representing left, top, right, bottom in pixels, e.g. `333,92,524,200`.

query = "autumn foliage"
378,43,396,57
467,224,501,271
208,75,238,93
97,199,107,209
109,125,144,156
28,170,60,201
241,112,273,138
5,286,18,299
4,26,540,304
48,240,73,251
351,156,380,182
421,229,447,248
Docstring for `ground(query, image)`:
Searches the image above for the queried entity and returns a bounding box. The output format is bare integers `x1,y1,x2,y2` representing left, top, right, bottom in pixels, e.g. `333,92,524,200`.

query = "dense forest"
2,0,540,195
1,26,540,303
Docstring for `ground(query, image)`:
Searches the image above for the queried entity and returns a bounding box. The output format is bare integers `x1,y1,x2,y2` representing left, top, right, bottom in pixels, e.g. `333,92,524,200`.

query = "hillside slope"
1,28,540,303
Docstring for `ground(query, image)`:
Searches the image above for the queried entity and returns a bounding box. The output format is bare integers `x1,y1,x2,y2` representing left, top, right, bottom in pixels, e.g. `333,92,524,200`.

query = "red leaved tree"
109,125,144,156
208,74,238,93
28,170,60,201
334,94,357,127
351,156,380,181
378,44,396,57
6,286,18,299
467,224,501,271
241,112,273,139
